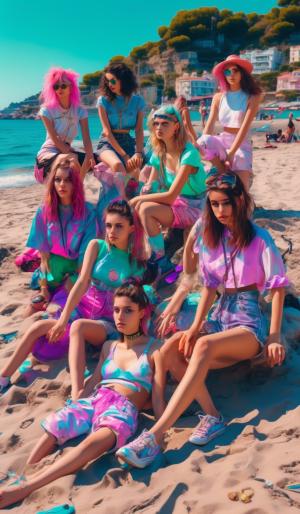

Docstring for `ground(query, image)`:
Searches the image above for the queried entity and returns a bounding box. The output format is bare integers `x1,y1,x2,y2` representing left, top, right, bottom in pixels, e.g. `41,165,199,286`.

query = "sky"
0,0,277,109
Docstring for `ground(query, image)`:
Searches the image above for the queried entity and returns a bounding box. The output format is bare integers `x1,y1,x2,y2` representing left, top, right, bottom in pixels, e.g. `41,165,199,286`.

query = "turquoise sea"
0,108,295,189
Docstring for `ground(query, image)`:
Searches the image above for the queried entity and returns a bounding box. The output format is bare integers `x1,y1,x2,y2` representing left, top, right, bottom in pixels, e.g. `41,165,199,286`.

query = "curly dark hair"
237,65,262,96
100,63,138,100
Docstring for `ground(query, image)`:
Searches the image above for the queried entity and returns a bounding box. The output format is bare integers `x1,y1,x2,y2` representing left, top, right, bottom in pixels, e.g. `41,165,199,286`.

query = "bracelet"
135,151,143,156
39,278,47,287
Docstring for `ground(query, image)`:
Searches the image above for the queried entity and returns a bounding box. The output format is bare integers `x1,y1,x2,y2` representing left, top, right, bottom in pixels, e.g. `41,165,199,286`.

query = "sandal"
31,294,48,311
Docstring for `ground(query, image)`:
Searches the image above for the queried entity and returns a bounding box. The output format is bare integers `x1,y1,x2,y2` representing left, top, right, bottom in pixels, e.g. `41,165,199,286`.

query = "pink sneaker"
116,429,160,468
189,414,226,445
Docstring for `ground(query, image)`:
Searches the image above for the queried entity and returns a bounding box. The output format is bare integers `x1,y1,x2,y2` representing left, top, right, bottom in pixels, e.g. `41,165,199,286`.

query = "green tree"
259,71,279,91
167,35,191,51
163,86,176,99
278,0,300,6
189,23,209,39
280,6,300,29
109,55,126,63
217,15,248,39
158,25,168,38
82,70,102,87
262,21,295,45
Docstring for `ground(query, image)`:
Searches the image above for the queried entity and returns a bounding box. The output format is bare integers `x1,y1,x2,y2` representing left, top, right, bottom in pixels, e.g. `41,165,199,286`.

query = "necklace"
124,329,143,341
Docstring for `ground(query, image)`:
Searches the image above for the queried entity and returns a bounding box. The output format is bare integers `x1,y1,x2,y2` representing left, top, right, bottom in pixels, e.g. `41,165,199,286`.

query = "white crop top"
218,90,249,129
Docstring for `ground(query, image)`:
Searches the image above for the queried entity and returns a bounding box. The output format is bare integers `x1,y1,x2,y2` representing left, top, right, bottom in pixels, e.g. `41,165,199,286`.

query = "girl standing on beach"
25,155,96,316
116,172,288,468
35,67,95,182
174,96,198,146
130,104,206,273
0,282,165,509
197,55,262,191
0,200,149,394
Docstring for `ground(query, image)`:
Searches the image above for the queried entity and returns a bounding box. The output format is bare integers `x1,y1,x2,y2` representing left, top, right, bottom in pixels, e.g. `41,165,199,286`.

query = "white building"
290,45,300,64
175,72,216,100
277,70,300,91
240,47,284,74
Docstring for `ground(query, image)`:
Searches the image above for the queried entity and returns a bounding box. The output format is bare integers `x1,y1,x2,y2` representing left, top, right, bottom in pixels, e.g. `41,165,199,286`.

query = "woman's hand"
129,196,142,209
83,153,96,171
178,325,199,359
155,308,177,338
47,318,68,343
225,149,235,168
265,340,285,367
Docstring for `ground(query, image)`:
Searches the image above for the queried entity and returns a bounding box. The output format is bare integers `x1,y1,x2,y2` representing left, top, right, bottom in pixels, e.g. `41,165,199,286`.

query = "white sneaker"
116,429,161,468
189,414,226,445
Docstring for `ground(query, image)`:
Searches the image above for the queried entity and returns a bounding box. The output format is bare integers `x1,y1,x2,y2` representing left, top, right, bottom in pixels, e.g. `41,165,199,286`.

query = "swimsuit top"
100,338,156,393
218,90,249,129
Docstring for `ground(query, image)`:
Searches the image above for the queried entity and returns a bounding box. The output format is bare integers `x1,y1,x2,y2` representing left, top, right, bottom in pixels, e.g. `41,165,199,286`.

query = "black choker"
124,329,143,341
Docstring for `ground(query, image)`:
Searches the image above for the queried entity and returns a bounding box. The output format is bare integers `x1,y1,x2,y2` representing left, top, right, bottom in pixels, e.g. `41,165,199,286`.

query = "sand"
0,128,300,513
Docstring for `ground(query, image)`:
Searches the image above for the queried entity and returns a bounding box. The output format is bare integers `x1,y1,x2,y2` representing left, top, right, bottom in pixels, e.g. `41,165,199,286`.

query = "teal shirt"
149,142,206,197
91,240,144,289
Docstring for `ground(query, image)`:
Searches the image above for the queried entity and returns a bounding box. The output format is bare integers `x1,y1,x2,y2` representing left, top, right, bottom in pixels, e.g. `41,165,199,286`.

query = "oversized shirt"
96,94,145,130
27,202,96,264
194,222,289,293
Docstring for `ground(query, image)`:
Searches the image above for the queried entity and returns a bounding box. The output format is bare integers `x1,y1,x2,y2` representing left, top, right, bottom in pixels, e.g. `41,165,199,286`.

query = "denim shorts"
203,291,268,347
96,133,136,163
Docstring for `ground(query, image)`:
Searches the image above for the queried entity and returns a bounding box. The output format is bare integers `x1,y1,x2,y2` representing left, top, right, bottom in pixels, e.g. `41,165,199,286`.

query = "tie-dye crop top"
91,240,145,290
100,338,156,393
193,222,289,292
27,202,96,263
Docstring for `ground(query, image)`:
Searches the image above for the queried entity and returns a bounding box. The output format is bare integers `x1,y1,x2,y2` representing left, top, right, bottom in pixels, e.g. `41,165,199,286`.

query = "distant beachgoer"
283,113,300,142
116,171,289,468
0,200,149,393
197,55,263,191
96,62,145,178
266,129,283,143
174,96,198,145
35,67,95,183
199,100,208,129
25,155,96,317
129,104,206,275
0,282,165,509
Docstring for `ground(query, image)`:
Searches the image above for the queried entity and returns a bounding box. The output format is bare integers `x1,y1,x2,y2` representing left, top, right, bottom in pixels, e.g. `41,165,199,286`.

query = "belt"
112,129,131,134
224,284,258,295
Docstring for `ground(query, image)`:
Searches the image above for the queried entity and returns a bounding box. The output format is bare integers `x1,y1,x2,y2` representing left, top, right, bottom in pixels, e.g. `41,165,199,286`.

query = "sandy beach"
0,129,300,513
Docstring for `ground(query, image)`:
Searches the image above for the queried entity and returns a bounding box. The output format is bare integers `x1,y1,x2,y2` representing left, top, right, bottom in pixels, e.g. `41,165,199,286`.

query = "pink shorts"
42,387,138,451
197,132,253,173
171,196,204,229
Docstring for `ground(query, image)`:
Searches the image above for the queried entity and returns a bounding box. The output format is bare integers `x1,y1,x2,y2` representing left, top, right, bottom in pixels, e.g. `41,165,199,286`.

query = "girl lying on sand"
0,282,165,509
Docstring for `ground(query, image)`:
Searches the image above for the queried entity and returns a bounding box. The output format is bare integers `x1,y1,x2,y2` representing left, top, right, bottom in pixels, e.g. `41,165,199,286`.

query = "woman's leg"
99,149,127,175
0,428,116,509
0,319,57,378
152,328,260,443
136,202,174,259
236,170,251,192
27,433,57,465
69,319,108,400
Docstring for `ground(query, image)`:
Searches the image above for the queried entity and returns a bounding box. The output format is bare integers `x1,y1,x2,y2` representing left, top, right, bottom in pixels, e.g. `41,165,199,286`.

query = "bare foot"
0,483,30,508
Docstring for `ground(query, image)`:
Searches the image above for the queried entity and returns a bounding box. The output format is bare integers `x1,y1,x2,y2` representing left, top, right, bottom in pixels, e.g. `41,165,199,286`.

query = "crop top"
91,240,144,290
195,223,289,292
96,94,145,130
149,142,206,197
27,202,96,263
218,90,249,129
100,338,156,393
38,104,87,157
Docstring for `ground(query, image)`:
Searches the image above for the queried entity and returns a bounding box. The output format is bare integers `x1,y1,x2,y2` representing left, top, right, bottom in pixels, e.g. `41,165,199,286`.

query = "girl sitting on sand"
24,155,96,317
0,200,149,394
35,67,95,182
197,55,262,191
116,171,289,468
129,104,206,274
0,282,165,509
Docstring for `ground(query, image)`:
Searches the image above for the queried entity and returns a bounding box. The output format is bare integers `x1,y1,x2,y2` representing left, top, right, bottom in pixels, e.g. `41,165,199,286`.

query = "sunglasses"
224,67,240,77
106,78,117,85
206,170,237,189
53,83,69,90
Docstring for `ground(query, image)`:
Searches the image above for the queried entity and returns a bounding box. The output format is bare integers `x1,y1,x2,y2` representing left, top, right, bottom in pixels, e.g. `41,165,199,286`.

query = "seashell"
228,491,239,501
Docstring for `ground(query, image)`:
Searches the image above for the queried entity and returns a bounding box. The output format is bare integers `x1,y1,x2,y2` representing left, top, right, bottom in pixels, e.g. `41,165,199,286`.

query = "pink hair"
43,157,85,222
40,67,81,109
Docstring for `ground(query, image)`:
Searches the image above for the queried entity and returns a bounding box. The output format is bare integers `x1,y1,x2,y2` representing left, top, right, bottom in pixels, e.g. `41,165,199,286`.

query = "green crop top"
91,240,144,289
149,142,206,197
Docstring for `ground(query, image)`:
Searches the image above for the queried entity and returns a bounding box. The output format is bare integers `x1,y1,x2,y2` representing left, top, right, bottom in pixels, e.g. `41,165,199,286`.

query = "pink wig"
40,67,81,109
43,157,85,222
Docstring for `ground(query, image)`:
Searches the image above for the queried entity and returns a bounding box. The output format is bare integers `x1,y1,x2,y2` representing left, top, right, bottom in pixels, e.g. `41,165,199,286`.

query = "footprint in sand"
0,304,20,316
280,460,300,474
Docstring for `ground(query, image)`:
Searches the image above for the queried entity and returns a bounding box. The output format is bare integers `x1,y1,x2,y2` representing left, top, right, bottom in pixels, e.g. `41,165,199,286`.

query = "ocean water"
0,108,294,189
